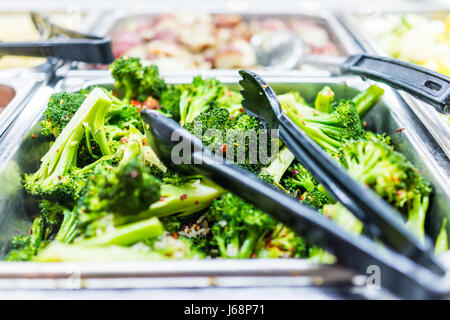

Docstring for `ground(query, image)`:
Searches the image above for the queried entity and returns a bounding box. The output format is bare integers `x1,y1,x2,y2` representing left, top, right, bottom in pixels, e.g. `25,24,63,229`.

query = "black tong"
141,109,449,299
0,12,113,64
239,70,444,275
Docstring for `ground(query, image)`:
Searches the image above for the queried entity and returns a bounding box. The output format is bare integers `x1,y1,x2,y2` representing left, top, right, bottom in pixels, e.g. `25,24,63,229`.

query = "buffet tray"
0,72,447,296
338,3,450,159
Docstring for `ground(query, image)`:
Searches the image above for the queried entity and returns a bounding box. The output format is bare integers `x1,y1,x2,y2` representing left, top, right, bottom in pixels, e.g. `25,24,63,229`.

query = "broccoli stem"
55,210,78,244
76,217,163,247
352,85,384,119
435,218,448,256
31,216,45,243
35,243,164,262
34,88,113,186
406,194,429,242
265,146,295,184
314,86,334,113
117,179,225,223
284,105,339,152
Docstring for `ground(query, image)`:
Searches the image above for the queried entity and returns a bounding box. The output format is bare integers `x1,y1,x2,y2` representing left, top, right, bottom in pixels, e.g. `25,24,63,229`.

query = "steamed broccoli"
4,217,46,261
184,106,270,174
337,139,432,240
280,85,384,153
24,88,113,207
76,159,162,237
110,56,167,102
281,162,330,208
41,91,87,137
254,224,308,258
207,193,277,259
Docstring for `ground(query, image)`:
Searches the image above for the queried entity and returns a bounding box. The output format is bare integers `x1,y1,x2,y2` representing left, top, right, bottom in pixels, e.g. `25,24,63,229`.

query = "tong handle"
0,39,114,64
341,54,450,114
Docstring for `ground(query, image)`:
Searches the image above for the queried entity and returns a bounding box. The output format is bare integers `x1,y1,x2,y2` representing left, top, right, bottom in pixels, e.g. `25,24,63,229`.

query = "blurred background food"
0,10,83,69
111,12,342,70
360,12,450,76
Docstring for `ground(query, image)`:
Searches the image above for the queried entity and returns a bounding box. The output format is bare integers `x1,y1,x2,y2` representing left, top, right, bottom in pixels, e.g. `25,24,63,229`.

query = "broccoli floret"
216,88,245,119
336,139,433,240
4,217,46,261
283,99,363,153
41,91,87,137
207,193,277,259
178,76,225,125
159,84,184,121
183,107,232,151
77,159,161,222
280,162,330,208
110,57,166,102
185,107,269,174
24,88,113,206
254,224,308,258
281,86,384,153
322,203,363,235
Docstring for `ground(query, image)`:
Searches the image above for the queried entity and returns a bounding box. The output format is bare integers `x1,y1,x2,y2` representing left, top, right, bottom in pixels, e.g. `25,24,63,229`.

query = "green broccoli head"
255,224,308,258
4,217,46,261
207,193,276,259
337,139,433,236
77,159,161,219
24,169,88,207
110,57,166,102
41,91,87,137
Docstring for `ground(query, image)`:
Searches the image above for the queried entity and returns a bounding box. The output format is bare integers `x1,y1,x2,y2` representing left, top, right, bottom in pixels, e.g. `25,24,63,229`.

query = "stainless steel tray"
0,72,447,296
339,3,450,158
90,8,360,72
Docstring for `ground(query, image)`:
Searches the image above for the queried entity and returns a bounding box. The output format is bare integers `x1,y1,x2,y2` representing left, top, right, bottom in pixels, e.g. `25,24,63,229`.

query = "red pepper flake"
31,134,37,139
65,113,71,119
291,169,299,175
142,138,148,146
239,107,244,112
300,194,306,201
194,200,199,205
120,137,128,144
180,194,188,201
395,128,405,133
172,232,178,239
251,253,257,258
159,196,165,202
220,144,227,153
30,228,33,235
262,84,268,89
130,99,141,107
91,146,95,150
57,175,62,181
